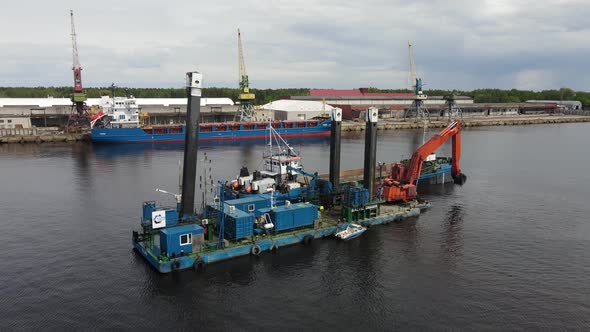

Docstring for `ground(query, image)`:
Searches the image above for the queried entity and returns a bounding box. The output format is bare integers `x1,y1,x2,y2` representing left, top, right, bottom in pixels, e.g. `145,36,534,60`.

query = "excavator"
381,120,467,203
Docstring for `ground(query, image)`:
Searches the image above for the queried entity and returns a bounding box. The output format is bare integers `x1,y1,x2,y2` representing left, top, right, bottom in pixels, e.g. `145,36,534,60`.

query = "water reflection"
440,204,465,266
91,137,329,159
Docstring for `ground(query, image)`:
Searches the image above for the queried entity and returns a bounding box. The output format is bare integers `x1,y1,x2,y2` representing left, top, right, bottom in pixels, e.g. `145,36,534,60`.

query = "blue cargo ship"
90,96,331,143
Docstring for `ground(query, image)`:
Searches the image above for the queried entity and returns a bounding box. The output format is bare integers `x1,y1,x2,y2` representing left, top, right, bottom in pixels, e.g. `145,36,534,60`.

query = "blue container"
292,203,317,228
271,203,318,232
343,186,369,207
271,208,294,232
165,209,179,227
224,209,254,240
142,201,156,222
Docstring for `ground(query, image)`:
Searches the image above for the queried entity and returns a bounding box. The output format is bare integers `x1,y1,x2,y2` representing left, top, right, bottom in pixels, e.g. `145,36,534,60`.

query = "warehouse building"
525,100,582,111
0,97,238,127
260,99,340,120
290,88,474,120
0,116,31,129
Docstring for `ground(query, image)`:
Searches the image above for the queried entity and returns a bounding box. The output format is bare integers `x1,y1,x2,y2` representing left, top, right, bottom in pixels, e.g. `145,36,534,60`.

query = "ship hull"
92,121,331,143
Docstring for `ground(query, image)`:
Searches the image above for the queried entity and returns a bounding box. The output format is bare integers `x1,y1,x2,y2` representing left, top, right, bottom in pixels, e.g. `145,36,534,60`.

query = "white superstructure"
99,96,140,128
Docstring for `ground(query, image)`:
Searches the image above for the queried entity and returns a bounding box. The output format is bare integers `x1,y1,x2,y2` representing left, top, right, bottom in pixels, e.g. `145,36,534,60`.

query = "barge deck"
133,201,430,273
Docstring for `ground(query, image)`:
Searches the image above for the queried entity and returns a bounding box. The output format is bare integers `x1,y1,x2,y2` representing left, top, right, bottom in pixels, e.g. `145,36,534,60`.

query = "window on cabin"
7,120,12,123
180,233,192,246
0,120,4,123
119,115,125,120
248,204,255,212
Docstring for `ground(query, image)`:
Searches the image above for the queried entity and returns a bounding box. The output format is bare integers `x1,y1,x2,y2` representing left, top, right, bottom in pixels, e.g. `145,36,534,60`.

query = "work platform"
132,201,430,273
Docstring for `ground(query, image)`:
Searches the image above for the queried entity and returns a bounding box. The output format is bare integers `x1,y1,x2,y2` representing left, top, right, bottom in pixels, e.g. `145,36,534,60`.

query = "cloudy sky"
1,0,589,90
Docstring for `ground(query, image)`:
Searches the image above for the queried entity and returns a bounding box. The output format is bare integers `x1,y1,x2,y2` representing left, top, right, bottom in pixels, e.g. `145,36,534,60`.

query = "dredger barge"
132,72,466,273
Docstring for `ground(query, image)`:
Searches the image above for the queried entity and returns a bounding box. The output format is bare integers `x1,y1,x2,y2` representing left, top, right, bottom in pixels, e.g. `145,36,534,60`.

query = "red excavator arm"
382,120,466,203
404,120,464,184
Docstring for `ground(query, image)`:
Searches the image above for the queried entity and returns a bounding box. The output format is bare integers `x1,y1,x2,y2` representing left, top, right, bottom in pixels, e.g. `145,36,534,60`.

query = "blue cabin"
159,224,204,257
224,195,272,217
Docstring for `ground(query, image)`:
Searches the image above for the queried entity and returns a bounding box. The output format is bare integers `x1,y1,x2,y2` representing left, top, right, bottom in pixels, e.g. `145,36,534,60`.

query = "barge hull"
133,203,430,273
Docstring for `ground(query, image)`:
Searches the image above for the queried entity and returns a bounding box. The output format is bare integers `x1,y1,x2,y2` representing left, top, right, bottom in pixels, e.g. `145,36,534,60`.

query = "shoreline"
1,114,589,144
341,114,590,131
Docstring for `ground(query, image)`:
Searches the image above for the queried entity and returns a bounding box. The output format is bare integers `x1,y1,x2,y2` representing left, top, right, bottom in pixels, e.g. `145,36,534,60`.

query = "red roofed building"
289,88,473,120
309,88,414,98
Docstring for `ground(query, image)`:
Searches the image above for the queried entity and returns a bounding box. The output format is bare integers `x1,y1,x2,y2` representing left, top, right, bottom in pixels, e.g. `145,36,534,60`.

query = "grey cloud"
0,0,588,90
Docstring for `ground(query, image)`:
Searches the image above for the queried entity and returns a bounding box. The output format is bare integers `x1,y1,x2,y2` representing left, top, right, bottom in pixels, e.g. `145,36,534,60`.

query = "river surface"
1,123,590,330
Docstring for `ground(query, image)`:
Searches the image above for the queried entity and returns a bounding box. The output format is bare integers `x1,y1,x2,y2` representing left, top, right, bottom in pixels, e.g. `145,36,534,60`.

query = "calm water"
1,123,590,330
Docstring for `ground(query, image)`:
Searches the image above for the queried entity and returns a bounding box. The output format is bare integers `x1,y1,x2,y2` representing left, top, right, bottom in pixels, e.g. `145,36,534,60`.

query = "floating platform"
319,159,453,188
132,201,430,273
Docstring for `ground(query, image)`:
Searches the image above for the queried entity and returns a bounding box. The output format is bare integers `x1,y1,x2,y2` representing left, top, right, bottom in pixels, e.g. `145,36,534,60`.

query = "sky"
0,0,589,90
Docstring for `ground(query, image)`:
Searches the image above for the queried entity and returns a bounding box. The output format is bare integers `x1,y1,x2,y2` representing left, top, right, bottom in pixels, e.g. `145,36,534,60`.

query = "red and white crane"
68,10,88,128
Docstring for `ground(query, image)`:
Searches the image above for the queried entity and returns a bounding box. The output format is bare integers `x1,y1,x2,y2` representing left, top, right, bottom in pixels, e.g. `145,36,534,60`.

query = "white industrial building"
260,99,340,120
525,100,582,111
0,97,237,127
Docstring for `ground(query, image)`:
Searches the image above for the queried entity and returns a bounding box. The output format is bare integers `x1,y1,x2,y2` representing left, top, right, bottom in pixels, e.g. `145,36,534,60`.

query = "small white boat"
335,223,367,241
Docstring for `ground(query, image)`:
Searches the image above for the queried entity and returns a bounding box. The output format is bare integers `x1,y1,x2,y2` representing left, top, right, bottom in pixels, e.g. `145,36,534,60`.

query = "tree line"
0,86,588,106
367,87,589,106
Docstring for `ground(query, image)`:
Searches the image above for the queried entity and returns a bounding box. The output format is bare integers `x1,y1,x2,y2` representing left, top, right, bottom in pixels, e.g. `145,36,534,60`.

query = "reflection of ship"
90,136,329,159
90,96,331,143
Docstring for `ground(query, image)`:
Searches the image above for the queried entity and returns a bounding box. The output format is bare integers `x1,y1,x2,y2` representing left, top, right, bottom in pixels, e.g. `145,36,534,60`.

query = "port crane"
67,10,89,130
381,120,466,202
404,41,429,121
235,28,256,122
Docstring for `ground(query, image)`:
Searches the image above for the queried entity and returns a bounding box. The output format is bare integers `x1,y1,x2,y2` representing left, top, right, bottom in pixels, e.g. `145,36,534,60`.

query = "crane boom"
236,28,255,121
238,28,247,91
408,41,416,90
70,10,83,93
69,8,87,124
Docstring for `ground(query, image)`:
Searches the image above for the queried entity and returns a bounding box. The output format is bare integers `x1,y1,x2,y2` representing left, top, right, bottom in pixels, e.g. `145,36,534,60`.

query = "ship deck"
133,201,430,273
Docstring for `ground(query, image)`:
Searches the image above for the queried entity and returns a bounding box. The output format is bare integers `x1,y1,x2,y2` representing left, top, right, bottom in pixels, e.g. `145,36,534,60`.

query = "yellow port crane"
236,28,256,121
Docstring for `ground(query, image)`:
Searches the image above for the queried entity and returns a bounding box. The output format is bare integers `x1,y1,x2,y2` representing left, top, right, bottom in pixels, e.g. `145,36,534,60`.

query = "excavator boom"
382,120,466,203
404,120,463,184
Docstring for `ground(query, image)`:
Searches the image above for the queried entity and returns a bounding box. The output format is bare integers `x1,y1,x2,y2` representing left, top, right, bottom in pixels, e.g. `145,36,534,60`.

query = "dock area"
341,114,590,132
1,114,589,144
0,128,88,144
